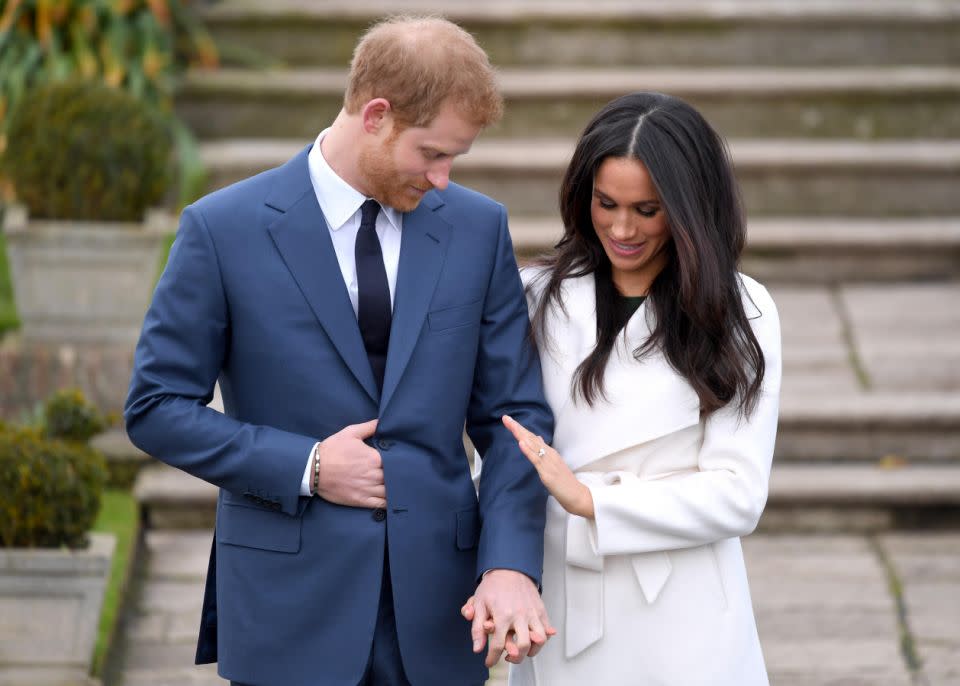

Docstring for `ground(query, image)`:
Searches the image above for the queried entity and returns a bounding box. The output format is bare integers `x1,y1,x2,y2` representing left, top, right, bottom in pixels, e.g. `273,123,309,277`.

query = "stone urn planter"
0,79,175,346
2,204,173,344
0,533,115,686
0,391,113,684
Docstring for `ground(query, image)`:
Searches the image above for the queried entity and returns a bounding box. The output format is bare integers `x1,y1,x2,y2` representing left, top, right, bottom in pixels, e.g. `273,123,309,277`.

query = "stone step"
133,459,960,534
760,463,960,532
178,67,960,141
513,217,960,282
134,463,218,530
201,138,960,217
776,393,960,462
200,0,960,68
92,427,152,488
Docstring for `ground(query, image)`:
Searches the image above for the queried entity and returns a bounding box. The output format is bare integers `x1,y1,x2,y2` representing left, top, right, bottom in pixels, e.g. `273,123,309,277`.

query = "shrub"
2,79,173,221
0,424,107,548
44,388,106,443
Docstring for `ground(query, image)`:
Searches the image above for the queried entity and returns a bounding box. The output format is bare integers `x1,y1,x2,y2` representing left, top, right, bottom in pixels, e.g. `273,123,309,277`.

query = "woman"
467,92,780,684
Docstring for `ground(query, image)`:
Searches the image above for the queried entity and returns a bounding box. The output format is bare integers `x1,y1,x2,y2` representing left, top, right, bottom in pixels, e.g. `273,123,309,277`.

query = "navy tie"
355,199,391,392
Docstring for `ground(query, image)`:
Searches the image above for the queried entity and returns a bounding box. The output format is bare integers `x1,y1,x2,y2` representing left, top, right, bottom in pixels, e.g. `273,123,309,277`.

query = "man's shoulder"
432,182,503,217
189,147,310,226
190,166,283,218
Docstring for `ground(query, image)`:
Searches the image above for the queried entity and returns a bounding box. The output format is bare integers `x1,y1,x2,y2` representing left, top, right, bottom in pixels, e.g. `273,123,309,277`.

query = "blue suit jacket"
124,146,553,686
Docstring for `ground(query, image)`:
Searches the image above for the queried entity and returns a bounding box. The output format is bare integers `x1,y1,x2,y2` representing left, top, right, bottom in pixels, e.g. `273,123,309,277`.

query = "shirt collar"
307,128,403,233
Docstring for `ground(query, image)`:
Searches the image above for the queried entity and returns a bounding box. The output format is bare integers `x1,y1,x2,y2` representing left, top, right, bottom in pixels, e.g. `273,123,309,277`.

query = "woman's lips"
609,238,646,257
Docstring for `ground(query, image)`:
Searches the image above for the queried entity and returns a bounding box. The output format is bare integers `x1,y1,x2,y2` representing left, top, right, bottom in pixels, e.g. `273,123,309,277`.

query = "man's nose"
426,160,452,190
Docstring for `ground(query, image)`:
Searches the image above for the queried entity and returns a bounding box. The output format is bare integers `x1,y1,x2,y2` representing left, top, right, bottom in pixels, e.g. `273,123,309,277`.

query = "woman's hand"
502,415,595,519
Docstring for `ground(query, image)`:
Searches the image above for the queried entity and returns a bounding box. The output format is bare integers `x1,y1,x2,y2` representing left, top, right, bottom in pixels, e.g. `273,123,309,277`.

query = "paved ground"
110,530,959,686
769,283,960,397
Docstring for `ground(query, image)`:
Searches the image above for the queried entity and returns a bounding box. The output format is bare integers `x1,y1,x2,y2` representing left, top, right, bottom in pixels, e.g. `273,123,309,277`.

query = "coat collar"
266,145,450,410
534,271,701,472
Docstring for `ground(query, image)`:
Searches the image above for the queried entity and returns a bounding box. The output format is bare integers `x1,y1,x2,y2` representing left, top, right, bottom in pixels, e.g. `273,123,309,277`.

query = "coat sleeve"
580,281,782,555
466,206,554,584
124,205,315,516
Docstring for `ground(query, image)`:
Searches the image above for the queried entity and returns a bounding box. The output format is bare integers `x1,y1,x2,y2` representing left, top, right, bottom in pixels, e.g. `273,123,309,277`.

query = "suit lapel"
265,147,379,403
379,193,450,414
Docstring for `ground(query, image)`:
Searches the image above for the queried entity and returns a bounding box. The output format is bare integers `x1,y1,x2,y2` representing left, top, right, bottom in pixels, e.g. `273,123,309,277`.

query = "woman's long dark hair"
530,91,765,417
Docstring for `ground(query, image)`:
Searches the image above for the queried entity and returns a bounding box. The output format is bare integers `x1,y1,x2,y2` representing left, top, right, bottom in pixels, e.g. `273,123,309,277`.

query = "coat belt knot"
564,471,673,658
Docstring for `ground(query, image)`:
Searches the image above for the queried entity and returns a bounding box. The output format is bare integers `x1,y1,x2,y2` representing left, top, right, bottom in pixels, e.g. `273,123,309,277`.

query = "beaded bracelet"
311,443,321,495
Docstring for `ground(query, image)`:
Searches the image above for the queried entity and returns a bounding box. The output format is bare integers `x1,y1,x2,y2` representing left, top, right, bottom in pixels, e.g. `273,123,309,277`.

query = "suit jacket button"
372,508,387,522
375,438,392,451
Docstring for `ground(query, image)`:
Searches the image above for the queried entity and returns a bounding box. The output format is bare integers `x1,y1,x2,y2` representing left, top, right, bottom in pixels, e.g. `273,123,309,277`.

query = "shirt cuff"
300,441,321,496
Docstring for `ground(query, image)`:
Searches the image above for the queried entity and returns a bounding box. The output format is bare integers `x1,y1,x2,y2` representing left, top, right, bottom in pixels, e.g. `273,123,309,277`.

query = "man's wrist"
480,568,537,585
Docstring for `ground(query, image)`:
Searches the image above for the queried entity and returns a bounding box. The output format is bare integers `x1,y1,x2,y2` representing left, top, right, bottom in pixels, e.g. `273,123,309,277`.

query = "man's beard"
357,135,432,213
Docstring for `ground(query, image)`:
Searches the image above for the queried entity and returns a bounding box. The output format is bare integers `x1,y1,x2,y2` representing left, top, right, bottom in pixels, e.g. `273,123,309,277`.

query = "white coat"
507,269,782,686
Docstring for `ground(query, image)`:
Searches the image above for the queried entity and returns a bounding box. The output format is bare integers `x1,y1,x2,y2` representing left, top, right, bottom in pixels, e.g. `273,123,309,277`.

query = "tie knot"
360,199,381,228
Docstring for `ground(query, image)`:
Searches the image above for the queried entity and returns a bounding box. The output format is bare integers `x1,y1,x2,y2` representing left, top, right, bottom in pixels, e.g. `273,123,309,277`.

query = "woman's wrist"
577,484,596,519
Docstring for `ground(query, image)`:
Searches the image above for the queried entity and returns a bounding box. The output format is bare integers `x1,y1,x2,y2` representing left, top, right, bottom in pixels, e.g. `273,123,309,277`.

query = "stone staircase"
129,0,960,530
181,0,960,281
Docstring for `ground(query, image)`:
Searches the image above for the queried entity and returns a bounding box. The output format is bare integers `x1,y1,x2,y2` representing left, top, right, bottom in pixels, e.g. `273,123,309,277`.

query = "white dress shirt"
299,128,404,495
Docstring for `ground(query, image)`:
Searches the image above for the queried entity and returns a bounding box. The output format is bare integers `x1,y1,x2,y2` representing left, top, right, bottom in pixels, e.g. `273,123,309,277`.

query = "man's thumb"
349,418,379,438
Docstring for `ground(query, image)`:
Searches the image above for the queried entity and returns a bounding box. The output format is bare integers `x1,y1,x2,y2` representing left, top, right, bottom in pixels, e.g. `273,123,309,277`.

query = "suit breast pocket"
428,299,483,333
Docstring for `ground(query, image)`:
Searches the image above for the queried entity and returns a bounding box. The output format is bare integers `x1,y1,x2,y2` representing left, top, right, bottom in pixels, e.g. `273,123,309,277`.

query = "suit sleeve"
580,283,782,555
124,205,315,516
466,206,554,585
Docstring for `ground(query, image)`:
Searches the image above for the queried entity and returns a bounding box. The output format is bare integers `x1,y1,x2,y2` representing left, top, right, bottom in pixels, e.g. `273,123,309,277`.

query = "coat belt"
564,471,673,658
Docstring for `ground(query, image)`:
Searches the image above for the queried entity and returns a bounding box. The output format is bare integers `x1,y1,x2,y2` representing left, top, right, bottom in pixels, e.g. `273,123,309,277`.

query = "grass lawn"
159,231,175,281
0,232,19,334
91,489,141,677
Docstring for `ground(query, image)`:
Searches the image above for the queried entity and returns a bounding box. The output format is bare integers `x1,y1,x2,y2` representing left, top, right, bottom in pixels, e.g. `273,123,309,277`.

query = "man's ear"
361,98,393,135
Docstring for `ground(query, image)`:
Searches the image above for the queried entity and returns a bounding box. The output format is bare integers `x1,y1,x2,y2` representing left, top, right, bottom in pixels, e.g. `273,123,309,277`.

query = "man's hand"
460,569,556,667
316,419,385,509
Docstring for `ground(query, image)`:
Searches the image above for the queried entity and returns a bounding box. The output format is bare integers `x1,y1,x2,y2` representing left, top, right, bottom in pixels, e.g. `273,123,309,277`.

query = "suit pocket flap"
456,507,480,550
218,502,302,553
428,300,482,332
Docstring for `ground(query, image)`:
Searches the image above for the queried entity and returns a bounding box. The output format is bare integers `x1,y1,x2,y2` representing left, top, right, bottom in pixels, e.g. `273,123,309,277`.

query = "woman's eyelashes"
596,198,661,218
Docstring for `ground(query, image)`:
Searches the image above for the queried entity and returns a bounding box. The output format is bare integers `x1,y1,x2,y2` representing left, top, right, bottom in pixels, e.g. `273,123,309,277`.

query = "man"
124,15,555,686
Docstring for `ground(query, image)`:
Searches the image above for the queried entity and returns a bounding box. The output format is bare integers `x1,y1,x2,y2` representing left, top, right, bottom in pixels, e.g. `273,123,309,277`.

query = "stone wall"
0,334,134,421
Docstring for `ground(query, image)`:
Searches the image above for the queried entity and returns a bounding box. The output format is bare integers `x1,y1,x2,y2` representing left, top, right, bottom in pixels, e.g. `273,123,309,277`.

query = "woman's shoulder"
519,264,550,290
736,274,781,356
736,272,777,320
518,264,553,312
